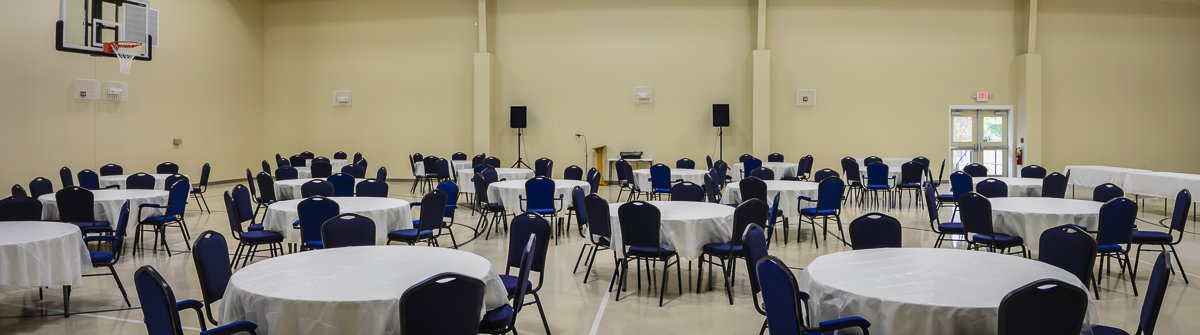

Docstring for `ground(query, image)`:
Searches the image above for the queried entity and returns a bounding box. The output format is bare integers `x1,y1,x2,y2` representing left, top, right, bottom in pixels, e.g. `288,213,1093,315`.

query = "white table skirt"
721,180,818,215
0,221,91,289
457,168,535,194
487,179,590,214
415,160,471,176
219,246,507,335
306,159,350,171
98,173,192,190
263,197,412,244
295,167,312,179
38,190,170,227
631,168,708,190
986,177,1043,197
274,178,368,201
731,162,799,181
1065,165,1151,189
607,201,735,260
1123,171,1200,199
989,197,1101,249
797,248,1097,335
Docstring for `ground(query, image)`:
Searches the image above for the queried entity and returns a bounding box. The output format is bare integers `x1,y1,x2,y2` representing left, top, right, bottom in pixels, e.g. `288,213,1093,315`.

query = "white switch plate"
633,86,654,104
795,89,816,106
332,90,352,107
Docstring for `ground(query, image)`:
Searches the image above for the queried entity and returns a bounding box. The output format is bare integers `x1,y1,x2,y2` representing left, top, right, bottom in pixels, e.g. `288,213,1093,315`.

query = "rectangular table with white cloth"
1064,165,1152,189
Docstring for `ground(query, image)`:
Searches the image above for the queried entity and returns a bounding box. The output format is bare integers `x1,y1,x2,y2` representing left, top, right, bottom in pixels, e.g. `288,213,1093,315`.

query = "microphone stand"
576,134,588,171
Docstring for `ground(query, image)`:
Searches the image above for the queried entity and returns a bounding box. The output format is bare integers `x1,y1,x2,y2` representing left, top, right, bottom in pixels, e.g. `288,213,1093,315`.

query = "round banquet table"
631,168,707,190
38,189,170,227
720,180,818,215
0,221,91,289
487,179,590,214
989,197,1101,249
457,168,535,194
263,197,412,244
306,158,351,171
98,173,191,190
219,246,507,335
274,178,368,201
731,162,798,181
984,177,1043,197
607,201,735,260
415,160,471,176
797,248,1097,335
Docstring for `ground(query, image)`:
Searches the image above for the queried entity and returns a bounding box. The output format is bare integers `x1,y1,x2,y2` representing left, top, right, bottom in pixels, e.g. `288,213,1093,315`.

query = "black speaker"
510,106,527,129
712,104,730,127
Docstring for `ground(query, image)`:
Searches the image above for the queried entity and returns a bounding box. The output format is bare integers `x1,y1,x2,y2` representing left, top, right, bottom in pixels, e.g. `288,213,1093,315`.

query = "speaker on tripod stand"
510,106,532,169
713,104,729,162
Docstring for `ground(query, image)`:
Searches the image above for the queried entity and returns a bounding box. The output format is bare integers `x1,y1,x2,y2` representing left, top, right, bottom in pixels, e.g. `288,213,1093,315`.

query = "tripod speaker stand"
510,106,532,169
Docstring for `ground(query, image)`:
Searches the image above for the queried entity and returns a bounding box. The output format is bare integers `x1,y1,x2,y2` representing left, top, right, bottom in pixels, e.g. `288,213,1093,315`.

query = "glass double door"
950,109,1010,176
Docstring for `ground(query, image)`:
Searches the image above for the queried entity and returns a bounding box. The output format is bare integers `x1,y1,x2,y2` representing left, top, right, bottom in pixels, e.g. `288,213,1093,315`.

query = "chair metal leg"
107,265,131,307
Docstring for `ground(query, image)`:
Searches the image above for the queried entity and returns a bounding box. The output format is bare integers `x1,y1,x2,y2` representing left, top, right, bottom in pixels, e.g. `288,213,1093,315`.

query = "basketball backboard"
57,0,158,61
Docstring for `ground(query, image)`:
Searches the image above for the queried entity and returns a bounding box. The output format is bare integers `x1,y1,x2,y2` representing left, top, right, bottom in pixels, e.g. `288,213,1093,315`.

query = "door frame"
947,105,1015,177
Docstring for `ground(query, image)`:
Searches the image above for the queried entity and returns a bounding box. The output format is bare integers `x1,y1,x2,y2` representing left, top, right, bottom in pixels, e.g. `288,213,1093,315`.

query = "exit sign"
975,91,991,102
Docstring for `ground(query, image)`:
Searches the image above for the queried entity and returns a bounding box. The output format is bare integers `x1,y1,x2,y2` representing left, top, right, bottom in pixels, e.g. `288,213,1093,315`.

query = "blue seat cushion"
800,208,837,216
936,194,956,201
90,251,114,265
388,229,434,241
141,215,180,224
972,233,1023,248
1090,325,1130,335
527,208,556,215
654,188,671,193
499,274,534,298
72,221,110,229
479,305,514,332
1098,244,1125,253
1131,230,1172,244
702,243,745,256
938,222,964,233
202,320,258,335
303,240,323,249
866,184,890,190
241,230,284,243
897,183,921,188
627,246,676,260
411,220,451,229
247,223,265,231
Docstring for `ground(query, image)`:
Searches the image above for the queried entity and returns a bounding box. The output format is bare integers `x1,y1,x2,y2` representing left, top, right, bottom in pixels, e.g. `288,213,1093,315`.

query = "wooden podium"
593,145,607,186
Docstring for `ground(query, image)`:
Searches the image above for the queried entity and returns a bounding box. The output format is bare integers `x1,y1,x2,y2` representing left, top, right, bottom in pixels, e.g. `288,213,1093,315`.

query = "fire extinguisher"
1015,138,1024,166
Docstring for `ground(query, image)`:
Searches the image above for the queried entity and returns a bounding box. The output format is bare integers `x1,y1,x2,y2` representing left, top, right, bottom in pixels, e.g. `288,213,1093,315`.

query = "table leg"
63,285,70,317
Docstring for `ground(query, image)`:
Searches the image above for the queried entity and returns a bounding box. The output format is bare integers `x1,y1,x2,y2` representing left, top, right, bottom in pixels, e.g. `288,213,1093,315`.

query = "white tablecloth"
721,180,818,215
607,201,735,260
1064,165,1151,189
306,158,350,171
219,246,507,335
38,190,170,227
487,179,590,214
415,160,471,176
457,168,535,194
263,197,412,244
989,197,1101,249
98,173,192,190
1123,171,1200,199
274,178,368,201
631,168,707,190
985,177,1043,197
731,162,799,181
0,221,91,289
797,248,1097,335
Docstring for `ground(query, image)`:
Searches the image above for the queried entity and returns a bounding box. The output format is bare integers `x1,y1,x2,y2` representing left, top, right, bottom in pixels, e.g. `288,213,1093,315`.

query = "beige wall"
0,0,264,190
1040,0,1200,173
262,0,477,178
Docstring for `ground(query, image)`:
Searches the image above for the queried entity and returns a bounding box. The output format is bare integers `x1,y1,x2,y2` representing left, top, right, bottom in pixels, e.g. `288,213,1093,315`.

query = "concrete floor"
2,181,1197,334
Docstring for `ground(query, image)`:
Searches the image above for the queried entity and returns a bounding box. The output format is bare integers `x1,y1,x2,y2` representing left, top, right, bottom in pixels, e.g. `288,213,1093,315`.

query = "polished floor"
2,181,1197,334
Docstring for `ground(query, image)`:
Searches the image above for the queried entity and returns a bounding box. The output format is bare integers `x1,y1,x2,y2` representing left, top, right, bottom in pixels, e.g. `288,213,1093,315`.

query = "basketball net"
104,41,142,74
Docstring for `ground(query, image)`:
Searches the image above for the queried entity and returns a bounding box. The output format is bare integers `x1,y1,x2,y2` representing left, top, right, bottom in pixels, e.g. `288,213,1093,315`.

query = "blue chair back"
572,186,589,225
617,201,663,251
563,165,584,181
300,151,315,161
849,212,902,250
1038,225,1096,286
739,177,768,203
472,154,487,169
321,214,376,248
29,177,53,199
197,163,211,190
963,163,988,177
739,154,754,163
583,194,611,241
298,196,340,246
1042,172,1068,198
134,266,187,335
301,179,335,198
310,160,333,178
78,169,101,190
436,181,459,217
713,160,729,182
484,156,501,168
255,172,277,202
976,178,1008,198
669,182,704,202
950,171,973,198
480,167,499,183
376,167,388,181
731,199,769,246
749,167,774,180
416,190,448,231
100,163,123,176
1021,165,1047,179
649,163,672,191
798,155,814,179
1092,183,1123,203
327,173,355,197
742,158,762,178
815,177,845,211
997,279,1088,335
341,164,367,179
191,231,233,311
164,174,189,191
452,152,468,161
0,195,43,221
245,169,258,196
911,156,930,170
290,155,306,167
958,192,996,238
508,213,551,273
756,256,806,335
511,236,537,315
523,177,557,212
334,151,348,159
472,174,493,205
1095,197,1137,247
399,273,485,335
1168,189,1192,233
60,167,74,188
355,154,366,167
1140,252,1173,334
156,162,179,174
706,156,714,170
112,201,131,254
865,163,890,187
534,157,553,178
164,181,190,218
813,168,838,182
223,191,248,235
474,164,494,174
899,162,923,185
840,157,862,183
703,173,719,203
863,156,883,166
587,168,600,194
275,166,299,180
435,159,451,179
55,187,96,222
355,179,389,197
231,185,256,225
742,224,768,312
767,153,784,163
676,158,696,169
11,184,25,197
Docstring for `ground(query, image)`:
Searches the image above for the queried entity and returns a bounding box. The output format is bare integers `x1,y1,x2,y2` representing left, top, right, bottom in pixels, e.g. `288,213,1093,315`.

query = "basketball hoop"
103,41,142,74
